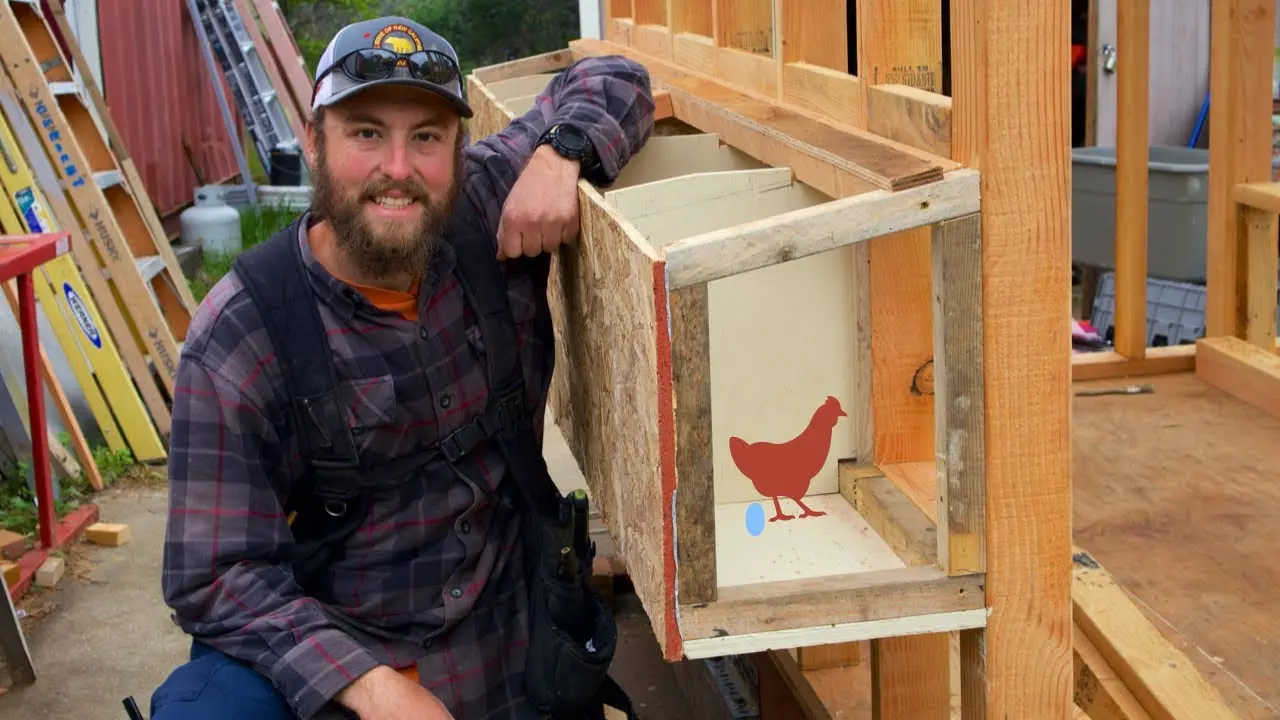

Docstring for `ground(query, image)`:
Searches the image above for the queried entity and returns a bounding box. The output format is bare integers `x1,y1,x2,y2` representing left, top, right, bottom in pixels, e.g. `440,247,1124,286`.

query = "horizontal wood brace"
1233,181,1280,214
661,168,980,289
677,565,985,641
680,605,989,660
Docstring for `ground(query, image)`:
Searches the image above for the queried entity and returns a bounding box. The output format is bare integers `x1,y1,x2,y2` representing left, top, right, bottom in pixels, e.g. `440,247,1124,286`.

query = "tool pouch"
523,516,619,717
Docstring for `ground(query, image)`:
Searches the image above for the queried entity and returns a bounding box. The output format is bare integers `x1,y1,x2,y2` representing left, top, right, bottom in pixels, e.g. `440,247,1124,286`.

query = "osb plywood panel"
545,184,674,653
1073,372,1280,717
469,67,677,653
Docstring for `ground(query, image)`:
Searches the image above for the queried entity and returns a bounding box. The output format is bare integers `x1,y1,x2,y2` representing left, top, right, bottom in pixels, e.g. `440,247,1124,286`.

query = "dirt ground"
0,460,694,718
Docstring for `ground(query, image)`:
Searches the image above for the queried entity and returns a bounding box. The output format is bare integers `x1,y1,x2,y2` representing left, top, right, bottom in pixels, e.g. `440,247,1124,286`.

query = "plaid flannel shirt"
161,55,654,720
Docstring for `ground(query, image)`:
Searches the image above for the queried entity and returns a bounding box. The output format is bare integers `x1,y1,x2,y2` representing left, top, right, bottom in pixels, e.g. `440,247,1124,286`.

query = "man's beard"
310,139,460,280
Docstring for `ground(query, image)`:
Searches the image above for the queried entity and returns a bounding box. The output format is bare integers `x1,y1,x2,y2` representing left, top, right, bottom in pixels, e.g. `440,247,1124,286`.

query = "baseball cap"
311,17,474,118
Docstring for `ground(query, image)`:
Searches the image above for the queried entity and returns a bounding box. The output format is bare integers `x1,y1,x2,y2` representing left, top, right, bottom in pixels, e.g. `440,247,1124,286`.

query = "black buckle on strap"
438,383,527,463
439,419,487,463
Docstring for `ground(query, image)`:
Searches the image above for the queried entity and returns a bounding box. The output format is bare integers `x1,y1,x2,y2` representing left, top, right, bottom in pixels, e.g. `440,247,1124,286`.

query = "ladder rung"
136,255,166,283
48,81,78,97
92,170,122,189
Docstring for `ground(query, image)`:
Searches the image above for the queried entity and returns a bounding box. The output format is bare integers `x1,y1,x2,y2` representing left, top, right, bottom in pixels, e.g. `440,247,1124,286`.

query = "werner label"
63,281,103,349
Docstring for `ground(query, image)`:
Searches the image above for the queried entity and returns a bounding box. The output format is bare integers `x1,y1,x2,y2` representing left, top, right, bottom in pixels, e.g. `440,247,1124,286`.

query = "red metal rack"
0,232,71,550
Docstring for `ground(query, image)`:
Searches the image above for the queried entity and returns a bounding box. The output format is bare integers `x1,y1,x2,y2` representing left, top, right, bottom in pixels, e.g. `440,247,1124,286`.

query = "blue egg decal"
745,503,765,537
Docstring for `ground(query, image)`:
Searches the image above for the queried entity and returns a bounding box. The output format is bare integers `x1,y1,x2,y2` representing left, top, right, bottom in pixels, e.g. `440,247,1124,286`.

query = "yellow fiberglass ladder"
0,0,196,400
0,79,166,464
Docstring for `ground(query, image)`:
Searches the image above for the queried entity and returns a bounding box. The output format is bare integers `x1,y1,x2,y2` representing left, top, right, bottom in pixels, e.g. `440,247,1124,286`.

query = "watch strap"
538,124,600,172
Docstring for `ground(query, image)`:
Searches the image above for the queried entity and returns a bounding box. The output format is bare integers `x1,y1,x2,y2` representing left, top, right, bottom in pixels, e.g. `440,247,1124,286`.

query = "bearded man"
146,16,654,720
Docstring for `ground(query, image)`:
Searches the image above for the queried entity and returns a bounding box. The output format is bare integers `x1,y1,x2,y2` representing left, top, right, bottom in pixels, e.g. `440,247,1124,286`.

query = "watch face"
553,125,588,153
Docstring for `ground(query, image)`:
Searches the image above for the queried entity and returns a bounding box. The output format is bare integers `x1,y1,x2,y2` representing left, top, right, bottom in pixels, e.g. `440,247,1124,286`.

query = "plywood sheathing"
542,183,679,654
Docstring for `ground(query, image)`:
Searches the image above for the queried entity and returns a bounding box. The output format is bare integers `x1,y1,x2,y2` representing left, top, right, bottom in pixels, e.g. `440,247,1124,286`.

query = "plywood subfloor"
1073,371,1280,719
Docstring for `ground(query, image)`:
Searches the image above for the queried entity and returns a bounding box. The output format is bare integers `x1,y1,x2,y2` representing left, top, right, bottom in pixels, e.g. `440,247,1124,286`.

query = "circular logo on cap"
372,24,424,58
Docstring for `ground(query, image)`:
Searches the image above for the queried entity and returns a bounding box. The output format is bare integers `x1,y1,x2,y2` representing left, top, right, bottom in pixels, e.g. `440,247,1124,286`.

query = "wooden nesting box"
468,41,987,662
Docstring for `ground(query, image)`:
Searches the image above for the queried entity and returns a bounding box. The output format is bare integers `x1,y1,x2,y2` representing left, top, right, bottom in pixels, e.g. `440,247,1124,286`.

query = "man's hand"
336,665,456,720
496,144,582,260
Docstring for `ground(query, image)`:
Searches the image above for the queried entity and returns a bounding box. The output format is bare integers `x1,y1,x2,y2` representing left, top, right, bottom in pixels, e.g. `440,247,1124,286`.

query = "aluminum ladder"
190,0,299,181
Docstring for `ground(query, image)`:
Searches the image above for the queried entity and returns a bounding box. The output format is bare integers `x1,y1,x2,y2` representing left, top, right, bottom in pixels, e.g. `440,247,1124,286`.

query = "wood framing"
764,459,1240,718
1074,0,1280,382
1195,181,1280,419
469,0,1081,712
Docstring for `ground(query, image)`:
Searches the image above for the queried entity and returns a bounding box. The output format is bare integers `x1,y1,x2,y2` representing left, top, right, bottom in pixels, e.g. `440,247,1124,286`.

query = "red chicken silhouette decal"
729,395,846,522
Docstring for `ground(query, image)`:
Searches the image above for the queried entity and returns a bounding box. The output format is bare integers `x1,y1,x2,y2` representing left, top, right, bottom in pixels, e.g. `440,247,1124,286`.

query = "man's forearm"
463,54,655,236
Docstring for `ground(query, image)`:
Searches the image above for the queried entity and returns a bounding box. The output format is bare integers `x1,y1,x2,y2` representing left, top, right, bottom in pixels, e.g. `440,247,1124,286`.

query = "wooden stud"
1073,548,1238,720
952,0,1074,714
1113,0,1149,360
1241,204,1278,350
1206,0,1276,338
1195,336,1280,419
930,213,985,576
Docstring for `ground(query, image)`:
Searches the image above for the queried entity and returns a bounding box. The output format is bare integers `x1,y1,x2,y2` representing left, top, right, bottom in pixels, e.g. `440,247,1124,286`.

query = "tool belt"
522,488,633,719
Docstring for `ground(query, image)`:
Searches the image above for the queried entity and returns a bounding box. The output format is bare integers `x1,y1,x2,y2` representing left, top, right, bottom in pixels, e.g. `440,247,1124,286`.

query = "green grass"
0,435,138,538
189,200,303,301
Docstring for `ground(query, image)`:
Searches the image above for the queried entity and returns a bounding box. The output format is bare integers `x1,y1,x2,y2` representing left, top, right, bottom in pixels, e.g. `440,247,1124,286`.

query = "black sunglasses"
314,47,459,95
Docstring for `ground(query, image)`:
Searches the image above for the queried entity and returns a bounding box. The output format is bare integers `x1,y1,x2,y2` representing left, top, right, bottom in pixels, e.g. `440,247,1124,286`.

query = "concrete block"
35,555,64,587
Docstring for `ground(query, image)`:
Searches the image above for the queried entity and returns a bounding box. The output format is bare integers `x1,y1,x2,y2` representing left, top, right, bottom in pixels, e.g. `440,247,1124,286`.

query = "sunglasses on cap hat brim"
313,48,469,112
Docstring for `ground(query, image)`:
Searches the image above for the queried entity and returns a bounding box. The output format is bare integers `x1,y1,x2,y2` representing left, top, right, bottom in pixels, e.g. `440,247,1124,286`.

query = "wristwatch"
537,123,601,175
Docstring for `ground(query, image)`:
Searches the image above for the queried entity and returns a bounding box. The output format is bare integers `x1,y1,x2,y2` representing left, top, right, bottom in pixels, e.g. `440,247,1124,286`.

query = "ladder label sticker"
62,281,102,349
14,187,52,233
28,90,87,189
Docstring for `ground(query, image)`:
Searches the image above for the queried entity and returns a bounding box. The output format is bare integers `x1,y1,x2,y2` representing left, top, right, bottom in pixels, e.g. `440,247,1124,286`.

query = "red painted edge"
651,260,682,662
6,503,100,601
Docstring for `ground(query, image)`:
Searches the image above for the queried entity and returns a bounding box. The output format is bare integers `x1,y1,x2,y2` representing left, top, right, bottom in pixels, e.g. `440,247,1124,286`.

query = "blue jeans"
149,640,353,719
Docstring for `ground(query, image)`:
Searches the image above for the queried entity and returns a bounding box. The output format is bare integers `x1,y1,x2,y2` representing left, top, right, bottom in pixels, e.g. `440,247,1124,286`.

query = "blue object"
1188,91,1209,148
745,503,765,537
148,640,313,719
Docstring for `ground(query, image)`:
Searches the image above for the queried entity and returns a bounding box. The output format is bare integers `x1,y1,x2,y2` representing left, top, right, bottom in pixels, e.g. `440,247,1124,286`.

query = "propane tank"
180,186,242,256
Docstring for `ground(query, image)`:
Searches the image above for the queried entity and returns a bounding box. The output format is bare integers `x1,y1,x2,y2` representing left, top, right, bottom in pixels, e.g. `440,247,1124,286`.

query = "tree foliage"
279,0,581,77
